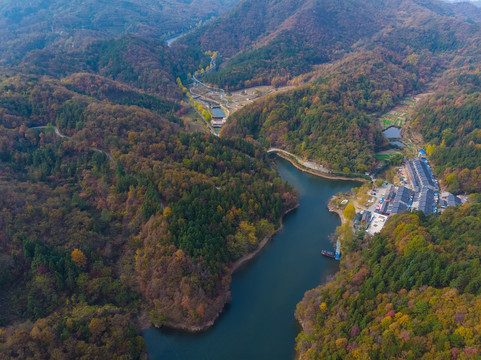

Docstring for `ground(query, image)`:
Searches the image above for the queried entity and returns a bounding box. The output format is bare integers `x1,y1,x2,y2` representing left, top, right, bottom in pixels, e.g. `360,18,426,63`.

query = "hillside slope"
0,72,297,358
182,0,481,88
412,70,481,194
212,0,481,174
13,35,210,99
296,200,481,359
0,0,240,64
222,49,430,173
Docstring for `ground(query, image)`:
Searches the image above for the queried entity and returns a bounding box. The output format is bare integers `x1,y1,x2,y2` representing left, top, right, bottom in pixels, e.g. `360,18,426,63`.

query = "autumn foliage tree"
0,72,298,355
71,249,87,267
343,203,356,222
296,200,481,359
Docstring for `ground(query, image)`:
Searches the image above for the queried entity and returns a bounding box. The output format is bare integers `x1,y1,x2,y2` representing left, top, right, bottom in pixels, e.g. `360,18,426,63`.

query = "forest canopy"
296,200,481,359
0,72,297,358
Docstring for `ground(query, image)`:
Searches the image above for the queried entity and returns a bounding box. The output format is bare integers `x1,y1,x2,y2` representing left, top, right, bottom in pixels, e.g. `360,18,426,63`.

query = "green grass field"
375,154,392,160
380,96,416,128
381,112,407,128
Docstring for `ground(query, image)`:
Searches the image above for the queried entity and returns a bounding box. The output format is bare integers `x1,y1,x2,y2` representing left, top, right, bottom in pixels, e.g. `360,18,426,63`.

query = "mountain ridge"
181,0,481,88
0,0,241,64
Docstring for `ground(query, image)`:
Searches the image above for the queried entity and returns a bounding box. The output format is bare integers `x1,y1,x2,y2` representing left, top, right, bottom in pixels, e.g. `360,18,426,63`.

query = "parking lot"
366,213,388,236
366,182,391,214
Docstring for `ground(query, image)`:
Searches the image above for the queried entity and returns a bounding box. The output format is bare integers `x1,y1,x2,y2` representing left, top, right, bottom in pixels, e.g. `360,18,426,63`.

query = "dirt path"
29,126,115,163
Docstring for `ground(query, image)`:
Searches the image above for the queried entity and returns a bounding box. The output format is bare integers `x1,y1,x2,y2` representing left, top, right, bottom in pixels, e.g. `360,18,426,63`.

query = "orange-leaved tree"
71,249,87,267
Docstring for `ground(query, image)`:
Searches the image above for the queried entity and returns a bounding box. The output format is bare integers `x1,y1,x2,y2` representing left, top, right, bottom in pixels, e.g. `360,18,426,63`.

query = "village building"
440,191,462,208
211,106,227,127
412,188,436,215
388,186,414,215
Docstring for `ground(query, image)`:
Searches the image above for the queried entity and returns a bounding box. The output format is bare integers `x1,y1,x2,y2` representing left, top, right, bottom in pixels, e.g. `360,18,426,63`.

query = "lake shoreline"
143,157,360,359
144,203,300,333
147,155,358,334
272,152,370,183
231,204,300,273
327,197,346,225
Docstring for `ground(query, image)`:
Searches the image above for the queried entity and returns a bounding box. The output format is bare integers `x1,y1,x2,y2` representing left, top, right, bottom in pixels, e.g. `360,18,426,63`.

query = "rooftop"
412,158,437,190
447,193,462,207
390,202,408,214
394,186,414,205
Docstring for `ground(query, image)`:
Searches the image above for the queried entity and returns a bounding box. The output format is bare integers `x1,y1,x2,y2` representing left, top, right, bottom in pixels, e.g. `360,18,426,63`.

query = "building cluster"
441,191,462,208
357,151,464,236
375,184,415,216
374,155,461,218
407,156,438,192
407,157,440,215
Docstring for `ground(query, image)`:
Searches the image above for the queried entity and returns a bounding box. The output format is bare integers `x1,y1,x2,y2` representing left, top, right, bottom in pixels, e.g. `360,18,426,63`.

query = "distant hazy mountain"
0,0,240,64
181,0,481,88
443,0,481,5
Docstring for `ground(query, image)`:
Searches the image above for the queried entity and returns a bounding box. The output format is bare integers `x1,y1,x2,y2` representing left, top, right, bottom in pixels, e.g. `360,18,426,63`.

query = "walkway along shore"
267,148,370,183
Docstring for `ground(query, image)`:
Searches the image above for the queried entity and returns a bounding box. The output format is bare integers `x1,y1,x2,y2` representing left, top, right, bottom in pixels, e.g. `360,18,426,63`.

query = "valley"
186,52,295,134
2,0,481,359
143,157,360,360
374,92,434,164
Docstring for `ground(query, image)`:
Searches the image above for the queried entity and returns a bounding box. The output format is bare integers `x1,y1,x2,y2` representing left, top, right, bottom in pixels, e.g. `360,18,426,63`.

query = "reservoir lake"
143,157,360,359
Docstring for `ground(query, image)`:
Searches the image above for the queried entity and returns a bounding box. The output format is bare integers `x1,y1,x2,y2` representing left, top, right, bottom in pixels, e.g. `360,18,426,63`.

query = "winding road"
29,126,115,163
190,55,231,134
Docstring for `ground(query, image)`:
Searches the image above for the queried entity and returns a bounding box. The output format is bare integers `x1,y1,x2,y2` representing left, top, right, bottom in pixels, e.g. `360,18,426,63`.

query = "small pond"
390,141,406,147
383,126,402,139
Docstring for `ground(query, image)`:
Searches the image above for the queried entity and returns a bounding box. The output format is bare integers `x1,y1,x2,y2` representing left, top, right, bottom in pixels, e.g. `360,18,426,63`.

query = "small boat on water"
321,250,336,259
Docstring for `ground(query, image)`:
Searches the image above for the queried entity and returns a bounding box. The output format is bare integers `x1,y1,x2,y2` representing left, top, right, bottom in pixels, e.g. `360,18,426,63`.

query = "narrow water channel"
143,157,360,359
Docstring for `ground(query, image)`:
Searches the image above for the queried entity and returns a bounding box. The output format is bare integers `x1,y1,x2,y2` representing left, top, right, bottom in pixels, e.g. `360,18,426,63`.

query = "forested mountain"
204,0,481,175
182,0,481,88
222,49,430,173
0,0,240,64
0,73,297,358
296,199,481,359
2,0,481,358
15,35,209,99
0,2,297,356
412,70,481,194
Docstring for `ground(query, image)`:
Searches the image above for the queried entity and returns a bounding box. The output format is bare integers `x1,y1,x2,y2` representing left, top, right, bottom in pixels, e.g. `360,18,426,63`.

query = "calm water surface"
143,157,359,360
382,126,402,139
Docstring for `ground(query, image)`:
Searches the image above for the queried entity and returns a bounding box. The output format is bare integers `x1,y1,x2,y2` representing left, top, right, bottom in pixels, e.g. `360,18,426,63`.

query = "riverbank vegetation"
296,198,481,359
